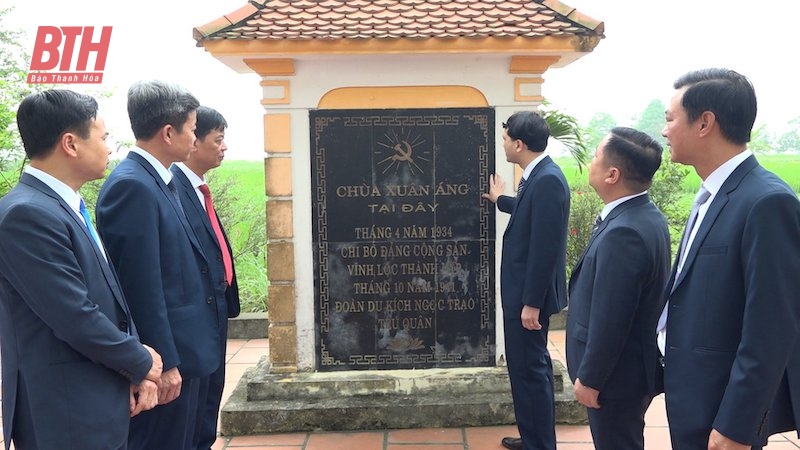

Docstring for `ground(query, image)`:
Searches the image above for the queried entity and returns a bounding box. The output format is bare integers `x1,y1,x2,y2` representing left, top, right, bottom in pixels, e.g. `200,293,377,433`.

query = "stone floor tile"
227,432,307,446
388,427,463,443
554,425,593,443
242,338,270,348
644,395,668,427
765,442,800,449
227,347,268,364
464,425,518,449
643,426,672,449
305,431,385,450
386,445,464,450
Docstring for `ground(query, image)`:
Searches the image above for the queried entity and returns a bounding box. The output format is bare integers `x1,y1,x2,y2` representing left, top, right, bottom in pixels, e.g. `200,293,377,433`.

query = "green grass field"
556,154,800,194
200,153,800,312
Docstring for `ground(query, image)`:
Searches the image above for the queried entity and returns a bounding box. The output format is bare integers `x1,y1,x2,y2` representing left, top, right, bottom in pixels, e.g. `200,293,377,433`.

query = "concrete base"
221,358,587,435
228,312,269,339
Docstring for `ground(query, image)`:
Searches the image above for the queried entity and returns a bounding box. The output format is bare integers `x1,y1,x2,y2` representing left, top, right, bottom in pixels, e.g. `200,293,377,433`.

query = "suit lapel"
19,174,132,317
127,153,208,262
170,167,221,252
570,194,650,286
670,156,758,293
507,155,551,229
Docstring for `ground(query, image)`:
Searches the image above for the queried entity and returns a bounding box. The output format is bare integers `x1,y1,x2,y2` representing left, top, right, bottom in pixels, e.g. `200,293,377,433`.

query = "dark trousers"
586,394,653,450
504,316,556,450
193,318,228,450
129,376,201,450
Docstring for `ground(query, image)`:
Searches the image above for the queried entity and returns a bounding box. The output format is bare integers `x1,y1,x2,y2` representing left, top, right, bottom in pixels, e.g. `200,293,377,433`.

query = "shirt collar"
24,166,81,212
600,191,647,220
521,152,548,181
702,150,752,197
129,147,173,185
173,162,205,189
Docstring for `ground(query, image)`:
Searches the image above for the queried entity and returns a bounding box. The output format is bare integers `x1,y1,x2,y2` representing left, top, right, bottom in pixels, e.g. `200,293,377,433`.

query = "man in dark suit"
566,127,670,450
0,89,162,450
170,106,241,450
483,111,570,450
658,68,800,449
97,81,221,450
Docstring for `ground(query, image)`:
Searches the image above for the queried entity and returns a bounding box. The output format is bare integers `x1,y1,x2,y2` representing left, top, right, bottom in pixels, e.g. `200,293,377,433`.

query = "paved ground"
3,330,800,449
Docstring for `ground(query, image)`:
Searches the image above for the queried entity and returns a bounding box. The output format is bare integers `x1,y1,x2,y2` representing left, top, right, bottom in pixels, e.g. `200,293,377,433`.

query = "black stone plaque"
311,108,495,371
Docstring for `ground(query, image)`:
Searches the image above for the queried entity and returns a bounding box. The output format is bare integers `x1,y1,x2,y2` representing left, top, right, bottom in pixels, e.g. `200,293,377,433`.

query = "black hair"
673,68,756,145
195,106,227,141
502,111,550,152
16,89,98,160
603,127,663,191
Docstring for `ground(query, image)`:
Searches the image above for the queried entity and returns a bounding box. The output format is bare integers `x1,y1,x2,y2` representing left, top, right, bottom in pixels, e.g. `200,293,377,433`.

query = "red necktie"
198,184,233,285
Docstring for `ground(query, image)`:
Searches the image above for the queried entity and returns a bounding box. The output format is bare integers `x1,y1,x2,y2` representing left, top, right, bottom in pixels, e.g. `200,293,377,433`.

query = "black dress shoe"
501,436,523,450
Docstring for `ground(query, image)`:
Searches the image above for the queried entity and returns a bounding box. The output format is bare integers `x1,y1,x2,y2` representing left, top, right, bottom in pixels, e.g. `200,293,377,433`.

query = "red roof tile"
193,0,604,45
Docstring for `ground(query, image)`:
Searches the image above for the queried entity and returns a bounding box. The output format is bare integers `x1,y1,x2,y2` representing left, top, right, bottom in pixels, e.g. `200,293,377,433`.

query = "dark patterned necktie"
517,176,526,197
167,180,186,217
677,186,711,265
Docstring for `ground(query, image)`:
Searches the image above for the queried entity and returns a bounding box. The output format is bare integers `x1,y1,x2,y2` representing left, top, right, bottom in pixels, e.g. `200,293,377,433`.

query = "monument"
193,0,604,434
311,108,495,371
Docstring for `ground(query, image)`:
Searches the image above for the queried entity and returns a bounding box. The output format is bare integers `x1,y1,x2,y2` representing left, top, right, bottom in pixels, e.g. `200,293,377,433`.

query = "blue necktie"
79,199,103,252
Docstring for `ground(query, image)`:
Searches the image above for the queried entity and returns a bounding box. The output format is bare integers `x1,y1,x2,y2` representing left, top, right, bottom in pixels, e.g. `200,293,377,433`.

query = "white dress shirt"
657,150,753,355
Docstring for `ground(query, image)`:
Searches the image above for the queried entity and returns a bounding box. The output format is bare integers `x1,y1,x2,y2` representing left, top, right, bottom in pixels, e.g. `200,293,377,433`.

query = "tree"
0,7,37,196
776,118,800,154
748,124,772,154
583,112,617,153
633,99,667,146
540,102,590,169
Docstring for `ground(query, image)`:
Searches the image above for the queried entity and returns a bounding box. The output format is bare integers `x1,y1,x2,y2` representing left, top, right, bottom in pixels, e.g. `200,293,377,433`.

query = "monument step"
222,375,586,434
221,360,587,435
246,362,564,401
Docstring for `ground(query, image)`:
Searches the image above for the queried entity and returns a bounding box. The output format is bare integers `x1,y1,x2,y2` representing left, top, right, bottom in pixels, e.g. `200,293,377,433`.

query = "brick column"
248,58,299,373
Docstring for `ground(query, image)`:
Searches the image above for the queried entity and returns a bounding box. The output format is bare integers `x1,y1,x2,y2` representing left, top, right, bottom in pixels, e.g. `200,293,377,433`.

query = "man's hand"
521,305,542,331
481,174,506,204
130,379,159,417
573,378,601,409
158,367,182,405
708,429,749,450
142,344,163,382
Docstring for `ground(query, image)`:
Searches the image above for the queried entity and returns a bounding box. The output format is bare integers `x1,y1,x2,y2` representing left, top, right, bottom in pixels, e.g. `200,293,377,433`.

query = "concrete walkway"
3,331,800,449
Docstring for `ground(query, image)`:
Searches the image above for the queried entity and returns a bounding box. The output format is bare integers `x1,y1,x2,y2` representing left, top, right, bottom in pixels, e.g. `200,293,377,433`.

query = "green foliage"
0,7,31,196
648,155,692,253
633,99,667,147
583,112,617,154
776,119,800,154
540,102,589,170
748,124,772,154
565,184,603,278
207,163,268,313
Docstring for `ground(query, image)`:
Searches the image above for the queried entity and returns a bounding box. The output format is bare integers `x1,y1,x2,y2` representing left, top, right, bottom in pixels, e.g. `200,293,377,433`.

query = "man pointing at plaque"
483,111,570,450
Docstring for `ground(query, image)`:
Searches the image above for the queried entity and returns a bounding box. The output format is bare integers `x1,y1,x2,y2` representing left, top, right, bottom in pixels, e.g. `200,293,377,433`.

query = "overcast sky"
6,0,800,159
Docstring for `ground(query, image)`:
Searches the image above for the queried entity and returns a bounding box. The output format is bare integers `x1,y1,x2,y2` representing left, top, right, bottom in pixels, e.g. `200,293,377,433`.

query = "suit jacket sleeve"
0,203,152,383
497,195,515,215
713,191,800,441
577,226,649,391
523,173,568,309
97,176,181,371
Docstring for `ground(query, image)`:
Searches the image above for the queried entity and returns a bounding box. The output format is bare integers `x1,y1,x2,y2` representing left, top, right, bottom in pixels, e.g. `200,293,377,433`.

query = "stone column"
247,58,299,373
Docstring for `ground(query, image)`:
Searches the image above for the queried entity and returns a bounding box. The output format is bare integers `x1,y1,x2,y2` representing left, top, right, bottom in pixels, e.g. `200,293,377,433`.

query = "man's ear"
606,166,621,185
60,132,79,158
698,111,716,136
159,124,173,144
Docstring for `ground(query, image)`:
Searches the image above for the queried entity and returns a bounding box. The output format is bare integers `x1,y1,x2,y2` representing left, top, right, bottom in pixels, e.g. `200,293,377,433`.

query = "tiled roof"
194,0,604,44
